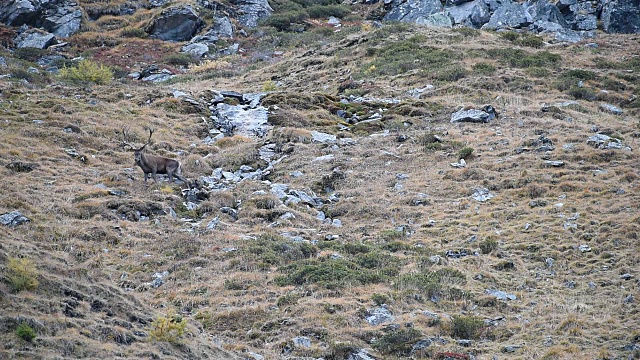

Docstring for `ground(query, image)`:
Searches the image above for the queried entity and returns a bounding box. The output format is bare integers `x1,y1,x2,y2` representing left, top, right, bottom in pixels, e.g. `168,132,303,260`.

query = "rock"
458,339,473,346
451,158,467,168
41,5,82,37
1,211,31,227
451,105,497,123
151,271,169,288
211,101,270,138
0,0,82,37
181,43,210,58
486,289,517,300
348,349,377,360
620,273,634,280
446,0,491,28
556,0,598,31
270,184,289,199
14,28,56,49
383,0,444,23
293,336,311,348
211,16,234,38
230,0,273,28
623,295,634,303
366,306,394,325
544,160,564,167
313,154,335,162
600,103,623,115
412,339,432,352
6,161,38,172
207,217,220,230
587,133,625,150
578,244,591,252
421,13,454,27
147,5,204,41
0,0,39,25
525,0,567,26
445,249,470,258
289,190,323,207
482,2,531,30
601,0,640,33
472,187,495,202
311,131,337,144
502,344,523,353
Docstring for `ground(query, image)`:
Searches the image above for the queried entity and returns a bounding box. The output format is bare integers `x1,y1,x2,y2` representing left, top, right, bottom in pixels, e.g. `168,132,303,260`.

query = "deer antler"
121,126,136,149
145,127,155,146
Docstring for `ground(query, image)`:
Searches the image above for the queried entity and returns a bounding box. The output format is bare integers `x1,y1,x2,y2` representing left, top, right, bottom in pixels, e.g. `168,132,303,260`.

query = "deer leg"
143,172,149,183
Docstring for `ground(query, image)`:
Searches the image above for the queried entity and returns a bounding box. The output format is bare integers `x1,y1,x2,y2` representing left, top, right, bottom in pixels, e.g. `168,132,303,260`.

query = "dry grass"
1,20,640,360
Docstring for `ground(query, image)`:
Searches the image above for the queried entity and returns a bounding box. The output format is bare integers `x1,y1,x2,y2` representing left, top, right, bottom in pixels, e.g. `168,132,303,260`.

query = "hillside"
1,2,640,359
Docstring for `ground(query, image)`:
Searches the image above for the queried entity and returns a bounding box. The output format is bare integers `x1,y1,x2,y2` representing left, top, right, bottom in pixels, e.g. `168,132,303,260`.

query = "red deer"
122,127,188,185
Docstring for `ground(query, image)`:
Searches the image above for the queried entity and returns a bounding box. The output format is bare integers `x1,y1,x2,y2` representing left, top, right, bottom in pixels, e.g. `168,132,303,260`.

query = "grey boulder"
147,5,204,41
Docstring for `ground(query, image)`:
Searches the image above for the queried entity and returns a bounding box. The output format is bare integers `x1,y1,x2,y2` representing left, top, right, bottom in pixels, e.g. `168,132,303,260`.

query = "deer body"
124,127,188,185
135,150,186,184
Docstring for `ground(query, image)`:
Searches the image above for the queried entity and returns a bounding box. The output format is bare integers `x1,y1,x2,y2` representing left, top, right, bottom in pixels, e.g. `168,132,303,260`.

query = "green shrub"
6,257,39,292
371,293,390,306
499,31,520,42
274,258,383,289
435,66,468,82
457,146,474,160
487,49,561,68
500,31,544,48
451,315,485,339
602,77,626,91
567,86,597,101
13,47,47,62
120,27,147,38
165,53,199,67
395,268,466,300
261,11,308,31
563,69,598,80
525,67,551,78
16,323,36,342
472,62,496,75
244,233,318,268
363,37,459,76
452,27,480,37
59,59,113,85
276,292,300,306
307,4,350,18
8,66,49,83
373,328,422,355
479,238,498,254
149,311,187,344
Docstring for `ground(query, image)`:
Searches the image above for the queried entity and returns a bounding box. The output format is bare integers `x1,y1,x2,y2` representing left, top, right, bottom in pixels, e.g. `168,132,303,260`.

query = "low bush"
274,258,384,288
6,257,39,292
373,328,422,355
149,311,187,344
472,62,496,75
451,315,485,339
457,146,474,160
59,59,113,85
16,323,36,342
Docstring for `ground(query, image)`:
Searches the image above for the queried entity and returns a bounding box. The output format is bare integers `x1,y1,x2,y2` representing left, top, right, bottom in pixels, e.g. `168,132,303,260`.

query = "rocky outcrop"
14,28,56,49
384,0,639,36
601,0,640,34
383,0,443,23
147,5,204,41
229,0,273,28
481,2,531,29
0,0,81,38
446,0,491,28
556,0,597,31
